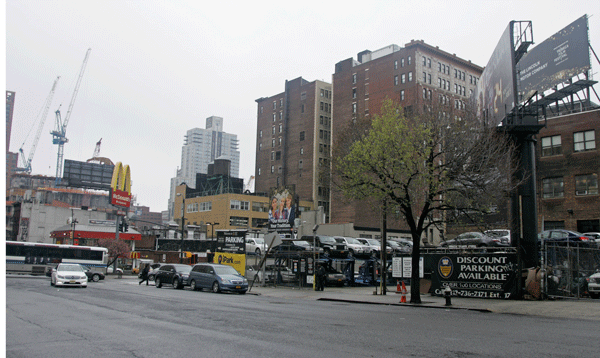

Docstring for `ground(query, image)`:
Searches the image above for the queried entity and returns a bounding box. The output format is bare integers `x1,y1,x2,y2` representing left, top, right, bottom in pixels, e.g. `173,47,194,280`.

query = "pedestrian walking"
316,264,326,291
139,264,150,285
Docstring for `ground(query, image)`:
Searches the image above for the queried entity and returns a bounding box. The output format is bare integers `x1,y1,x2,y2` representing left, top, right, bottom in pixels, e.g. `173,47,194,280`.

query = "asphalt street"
6,275,600,358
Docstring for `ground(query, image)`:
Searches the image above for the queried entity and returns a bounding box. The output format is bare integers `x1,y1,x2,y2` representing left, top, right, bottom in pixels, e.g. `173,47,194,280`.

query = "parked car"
50,263,88,288
246,237,269,255
81,266,105,282
300,235,348,258
386,240,410,254
439,232,509,248
148,263,169,281
389,238,413,252
484,229,511,246
187,263,248,294
586,271,600,299
154,264,192,289
334,237,371,258
357,238,391,255
583,232,600,247
538,230,594,246
293,240,324,254
272,242,310,253
321,265,346,287
106,266,123,274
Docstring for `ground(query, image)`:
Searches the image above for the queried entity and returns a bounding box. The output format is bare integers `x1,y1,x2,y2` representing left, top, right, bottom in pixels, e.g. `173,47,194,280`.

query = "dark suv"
154,264,192,289
300,235,348,258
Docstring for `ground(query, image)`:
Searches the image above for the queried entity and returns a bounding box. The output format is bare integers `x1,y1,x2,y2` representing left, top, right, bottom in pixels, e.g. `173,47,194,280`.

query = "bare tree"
332,99,521,303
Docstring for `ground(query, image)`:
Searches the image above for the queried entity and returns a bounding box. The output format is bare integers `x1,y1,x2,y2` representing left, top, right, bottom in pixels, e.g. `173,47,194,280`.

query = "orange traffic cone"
396,280,401,293
400,281,407,303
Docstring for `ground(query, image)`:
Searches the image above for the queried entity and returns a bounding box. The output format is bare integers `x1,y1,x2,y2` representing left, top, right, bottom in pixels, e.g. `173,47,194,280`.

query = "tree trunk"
410,233,422,304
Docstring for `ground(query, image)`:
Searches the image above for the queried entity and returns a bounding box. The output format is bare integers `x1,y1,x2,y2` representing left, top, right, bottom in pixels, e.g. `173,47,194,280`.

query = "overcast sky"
6,0,599,213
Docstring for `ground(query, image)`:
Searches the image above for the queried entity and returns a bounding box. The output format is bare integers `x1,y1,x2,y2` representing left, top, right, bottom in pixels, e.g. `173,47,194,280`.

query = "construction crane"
92,138,102,158
52,48,91,185
244,175,255,193
15,76,61,174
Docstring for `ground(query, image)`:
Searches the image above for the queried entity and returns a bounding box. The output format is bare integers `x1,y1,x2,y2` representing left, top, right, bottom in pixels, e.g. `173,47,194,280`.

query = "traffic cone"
400,281,407,303
396,280,401,293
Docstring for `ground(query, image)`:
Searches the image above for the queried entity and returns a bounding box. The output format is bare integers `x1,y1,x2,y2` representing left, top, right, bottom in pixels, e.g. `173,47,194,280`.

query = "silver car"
50,263,88,288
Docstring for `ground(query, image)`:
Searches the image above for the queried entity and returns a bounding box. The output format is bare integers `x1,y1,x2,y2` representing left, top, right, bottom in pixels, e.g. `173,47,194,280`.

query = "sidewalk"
248,284,600,321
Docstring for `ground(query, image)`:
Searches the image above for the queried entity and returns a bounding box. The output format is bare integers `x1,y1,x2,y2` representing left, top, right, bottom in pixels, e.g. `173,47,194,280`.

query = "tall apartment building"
255,77,332,219
331,41,484,236
168,116,240,219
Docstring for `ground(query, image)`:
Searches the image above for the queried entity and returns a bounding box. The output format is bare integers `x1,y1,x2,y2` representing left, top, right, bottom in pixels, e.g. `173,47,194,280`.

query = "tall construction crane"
16,76,61,174
92,138,102,158
52,48,91,185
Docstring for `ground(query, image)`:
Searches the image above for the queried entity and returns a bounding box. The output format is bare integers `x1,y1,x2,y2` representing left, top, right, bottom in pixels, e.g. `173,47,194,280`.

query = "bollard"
443,286,452,306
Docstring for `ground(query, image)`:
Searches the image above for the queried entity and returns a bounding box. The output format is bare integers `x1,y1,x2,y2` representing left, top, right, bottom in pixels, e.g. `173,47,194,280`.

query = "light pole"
177,192,186,263
207,222,220,240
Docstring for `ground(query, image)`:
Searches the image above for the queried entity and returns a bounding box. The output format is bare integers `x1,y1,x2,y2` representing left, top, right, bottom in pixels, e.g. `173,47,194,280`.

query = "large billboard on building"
268,187,298,232
518,15,590,100
62,160,114,190
475,22,517,127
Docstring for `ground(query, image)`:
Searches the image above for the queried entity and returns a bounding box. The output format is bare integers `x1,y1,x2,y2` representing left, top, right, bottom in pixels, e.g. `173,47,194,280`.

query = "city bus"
6,241,109,275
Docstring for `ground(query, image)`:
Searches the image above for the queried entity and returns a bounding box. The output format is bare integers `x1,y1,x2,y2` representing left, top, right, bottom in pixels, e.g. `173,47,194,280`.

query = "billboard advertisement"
518,15,590,101
268,187,298,231
475,22,517,126
430,253,518,299
62,159,114,190
215,230,246,254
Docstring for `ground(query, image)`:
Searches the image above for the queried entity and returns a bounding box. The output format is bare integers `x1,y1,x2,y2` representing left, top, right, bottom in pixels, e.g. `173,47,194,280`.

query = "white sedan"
51,264,88,288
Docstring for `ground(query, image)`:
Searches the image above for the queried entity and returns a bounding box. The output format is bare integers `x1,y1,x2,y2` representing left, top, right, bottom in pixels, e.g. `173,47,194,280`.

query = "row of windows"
320,101,331,113
393,56,412,71
319,115,331,128
230,200,250,210
320,89,331,99
541,130,596,157
186,201,212,213
393,72,414,86
542,174,598,198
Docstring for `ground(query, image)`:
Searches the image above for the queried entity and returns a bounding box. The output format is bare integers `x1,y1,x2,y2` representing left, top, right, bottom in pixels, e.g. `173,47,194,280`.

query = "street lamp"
207,222,220,240
176,192,186,263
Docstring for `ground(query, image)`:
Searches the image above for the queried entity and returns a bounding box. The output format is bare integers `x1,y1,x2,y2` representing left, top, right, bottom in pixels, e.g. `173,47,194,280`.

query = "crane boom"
16,76,60,173
53,48,91,185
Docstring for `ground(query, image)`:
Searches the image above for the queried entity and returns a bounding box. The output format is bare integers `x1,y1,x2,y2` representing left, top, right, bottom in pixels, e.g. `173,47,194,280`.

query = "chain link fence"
542,242,600,298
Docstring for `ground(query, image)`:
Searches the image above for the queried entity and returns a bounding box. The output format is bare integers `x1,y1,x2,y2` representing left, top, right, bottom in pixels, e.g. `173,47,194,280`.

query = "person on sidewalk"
316,264,326,291
139,264,150,285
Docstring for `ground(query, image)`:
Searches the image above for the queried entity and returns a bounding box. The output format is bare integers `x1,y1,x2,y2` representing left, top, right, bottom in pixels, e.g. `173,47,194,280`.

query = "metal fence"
542,242,600,299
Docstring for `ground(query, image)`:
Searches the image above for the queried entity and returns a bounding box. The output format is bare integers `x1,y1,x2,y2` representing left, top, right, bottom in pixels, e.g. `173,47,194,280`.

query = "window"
272,113,276,121
574,130,596,152
394,75,398,86
401,58,405,67
422,56,426,65
252,201,268,212
273,101,276,109
319,129,323,139
278,137,282,146
258,168,261,176
279,111,283,120
542,177,564,198
352,73,357,84
300,147,304,155
301,104,305,113
352,102,357,114
408,72,412,82
438,63,442,72
423,72,427,82
259,130,262,138
279,124,282,133
427,58,431,68
407,56,411,65
320,89,324,97
271,139,275,147
280,98,283,107
275,151,281,160
299,131,305,141
394,60,398,70
270,151,275,160
299,160,303,169
230,216,249,227
230,200,250,210
401,74,406,83
541,135,562,156
258,143,262,151
352,88,356,98
575,174,598,195
271,165,274,173
400,90,405,101
272,126,276,135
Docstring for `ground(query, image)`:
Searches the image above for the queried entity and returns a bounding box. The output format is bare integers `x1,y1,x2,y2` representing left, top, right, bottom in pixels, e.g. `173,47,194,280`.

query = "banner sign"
268,187,298,231
430,253,518,299
213,252,245,275
392,257,424,278
215,230,246,254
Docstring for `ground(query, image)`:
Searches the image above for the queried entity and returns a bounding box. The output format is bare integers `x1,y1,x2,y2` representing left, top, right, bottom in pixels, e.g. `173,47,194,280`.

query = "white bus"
6,241,109,275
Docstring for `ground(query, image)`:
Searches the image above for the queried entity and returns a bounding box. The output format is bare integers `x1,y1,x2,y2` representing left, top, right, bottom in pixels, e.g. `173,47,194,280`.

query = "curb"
317,297,493,313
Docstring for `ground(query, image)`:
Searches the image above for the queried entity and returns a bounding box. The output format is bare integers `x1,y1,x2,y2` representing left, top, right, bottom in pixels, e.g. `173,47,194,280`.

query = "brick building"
536,108,600,233
331,41,483,240
255,77,332,219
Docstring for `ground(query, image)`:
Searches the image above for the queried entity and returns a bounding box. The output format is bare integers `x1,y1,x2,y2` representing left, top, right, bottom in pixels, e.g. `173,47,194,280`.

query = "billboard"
215,230,246,254
268,187,298,231
430,253,518,299
475,22,517,127
62,160,114,190
518,15,590,100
